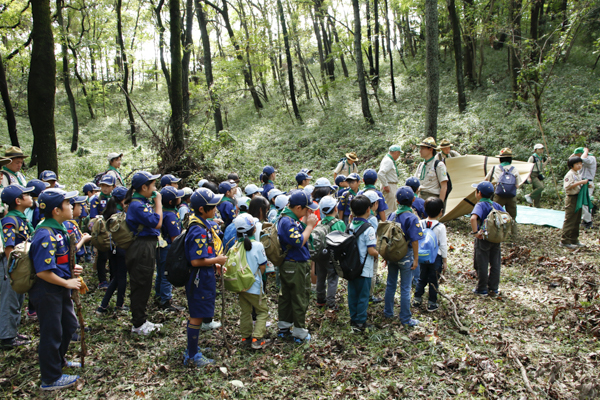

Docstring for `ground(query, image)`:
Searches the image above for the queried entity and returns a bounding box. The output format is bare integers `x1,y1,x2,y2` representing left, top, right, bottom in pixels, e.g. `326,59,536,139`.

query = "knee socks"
187,321,201,357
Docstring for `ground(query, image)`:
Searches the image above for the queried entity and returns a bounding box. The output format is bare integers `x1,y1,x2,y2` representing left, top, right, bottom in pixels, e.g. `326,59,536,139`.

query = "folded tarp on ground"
515,205,564,229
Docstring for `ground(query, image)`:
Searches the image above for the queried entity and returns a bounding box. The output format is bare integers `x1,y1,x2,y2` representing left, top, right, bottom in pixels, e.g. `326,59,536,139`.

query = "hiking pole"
536,114,561,201
219,265,231,356
69,233,87,368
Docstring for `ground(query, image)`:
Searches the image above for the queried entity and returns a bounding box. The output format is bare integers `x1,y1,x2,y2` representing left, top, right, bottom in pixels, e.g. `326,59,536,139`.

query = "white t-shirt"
245,241,268,295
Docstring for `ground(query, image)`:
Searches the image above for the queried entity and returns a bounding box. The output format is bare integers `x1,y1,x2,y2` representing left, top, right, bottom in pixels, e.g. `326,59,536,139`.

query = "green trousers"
239,292,268,339
277,261,310,333
495,195,518,238
529,172,544,208
561,195,582,244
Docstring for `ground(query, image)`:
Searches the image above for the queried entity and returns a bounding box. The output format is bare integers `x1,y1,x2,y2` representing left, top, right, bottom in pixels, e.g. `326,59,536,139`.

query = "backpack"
222,241,257,292
325,222,372,281
376,221,408,262
260,221,290,267
165,222,200,287
309,218,338,262
93,170,109,186
106,212,142,250
493,165,517,198
90,216,111,252
417,221,440,264
482,208,514,243
8,226,53,294
433,160,453,201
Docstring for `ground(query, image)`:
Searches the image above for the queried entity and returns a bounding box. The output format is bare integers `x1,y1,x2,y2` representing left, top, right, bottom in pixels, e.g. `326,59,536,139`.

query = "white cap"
319,196,338,214
304,185,315,196
107,152,123,162
364,190,382,204
182,187,194,196
238,196,251,211
534,144,544,150
245,184,263,196
274,195,290,210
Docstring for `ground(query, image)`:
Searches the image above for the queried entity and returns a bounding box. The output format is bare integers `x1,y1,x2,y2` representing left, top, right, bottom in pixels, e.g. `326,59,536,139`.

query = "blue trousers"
348,277,371,324
155,244,172,305
384,250,414,324
0,256,24,340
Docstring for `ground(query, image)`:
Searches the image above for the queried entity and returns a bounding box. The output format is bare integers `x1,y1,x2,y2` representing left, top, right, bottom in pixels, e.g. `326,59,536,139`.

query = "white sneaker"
525,194,533,204
131,321,163,336
201,321,222,331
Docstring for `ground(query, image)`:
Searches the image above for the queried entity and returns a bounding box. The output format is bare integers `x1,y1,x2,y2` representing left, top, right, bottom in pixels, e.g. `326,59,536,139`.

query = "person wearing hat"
39,170,63,189
295,171,312,190
160,174,181,189
338,172,361,224
63,195,92,263
26,179,50,228
378,145,403,217
362,190,384,304
485,148,523,238
125,171,164,336
183,188,227,366
267,189,284,222
217,181,238,229
434,139,461,162
1,146,27,187
277,190,319,343
90,174,117,290
260,166,277,199
334,152,359,179
572,147,596,229
414,137,449,202
334,175,349,197
245,183,264,199
470,181,506,296
405,177,427,219
178,187,194,224
0,185,35,350
273,194,290,221
105,152,125,186
358,169,388,221
29,189,84,390
525,144,551,208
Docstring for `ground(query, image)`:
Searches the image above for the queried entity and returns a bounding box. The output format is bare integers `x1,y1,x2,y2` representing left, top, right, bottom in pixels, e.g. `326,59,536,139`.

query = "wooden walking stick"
69,233,87,367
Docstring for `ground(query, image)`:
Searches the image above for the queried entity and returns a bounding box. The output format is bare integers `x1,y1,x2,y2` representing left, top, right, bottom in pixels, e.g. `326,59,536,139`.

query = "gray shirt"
581,155,597,182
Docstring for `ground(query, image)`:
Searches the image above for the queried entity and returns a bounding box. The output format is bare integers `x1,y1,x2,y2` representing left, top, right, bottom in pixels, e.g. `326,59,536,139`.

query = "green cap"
389,145,403,153
573,147,585,155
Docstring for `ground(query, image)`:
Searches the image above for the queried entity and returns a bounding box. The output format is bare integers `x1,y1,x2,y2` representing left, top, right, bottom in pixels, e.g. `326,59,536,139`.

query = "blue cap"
363,169,378,184
334,175,347,185
160,186,185,202
233,214,256,233
99,174,116,186
274,195,290,210
288,189,318,210
244,184,263,196
38,188,78,211
295,172,312,184
319,195,338,215
219,181,235,194
346,173,361,181
132,171,161,190
112,186,128,201
300,168,313,175
69,195,88,205
1,184,34,205
267,189,284,202
191,188,223,209
263,165,277,176
364,191,382,204
160,174,181,187
405,177,421,191
27,179,50,197
396,186,414,204
472,181,495,197
82,182,100,194
39,170,58,182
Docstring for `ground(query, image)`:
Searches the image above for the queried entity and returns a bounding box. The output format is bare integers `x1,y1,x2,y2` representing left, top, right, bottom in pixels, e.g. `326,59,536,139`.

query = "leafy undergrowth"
2,219,600,399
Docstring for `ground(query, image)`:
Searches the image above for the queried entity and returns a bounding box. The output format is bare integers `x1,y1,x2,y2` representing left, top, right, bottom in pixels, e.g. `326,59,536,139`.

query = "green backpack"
106,212,142,250
223,241,257,293
482,208,514,243
8,227,53,294
90,216,111,252
376,221,408,262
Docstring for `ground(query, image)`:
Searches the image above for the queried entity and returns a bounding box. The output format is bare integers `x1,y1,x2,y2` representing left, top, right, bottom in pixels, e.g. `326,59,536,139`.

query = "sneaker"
160,300,185,312
241,337,252,347
582,221,593,229
131,321,163,336
40,374,79,391
293,333,311,344
316,302,326,308
115,305,130,312
412,297,423,307
16,333,30,341
95,306,108,316
183,352,214,367
473,289,488,296
352,322,373,332
369,296,383,305
403,318,420,327
525,194,533,204
427,303,439,312
201,321,222,331
327,304,339,312
559,242,578,249
489,290,501,297
98,281,109,290
65,361,81,368
1,337,31,349
27,311,37,320
575,241,585,247
277,329,292,340
251,338,271,350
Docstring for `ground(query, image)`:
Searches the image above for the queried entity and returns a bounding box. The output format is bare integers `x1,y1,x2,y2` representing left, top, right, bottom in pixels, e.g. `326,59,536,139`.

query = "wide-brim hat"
345,152,358,162
437,139,453,149
496,148,513,158
4,146,28,159
0,157,10,166
418,137,437,148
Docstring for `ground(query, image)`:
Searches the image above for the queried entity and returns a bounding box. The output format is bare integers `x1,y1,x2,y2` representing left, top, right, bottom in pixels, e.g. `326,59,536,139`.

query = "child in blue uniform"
124,171,164,335
358,169,388,220
267,189,283,222
217,181,237,229
81,182,100,261
63,196,91,263
405,177,427,219
183,188,228,366
178,187,193,225
160,174,181,189
26,179,50,228
261,165,277,199
90,175,116,289
338,173,361,224
29,189,84,390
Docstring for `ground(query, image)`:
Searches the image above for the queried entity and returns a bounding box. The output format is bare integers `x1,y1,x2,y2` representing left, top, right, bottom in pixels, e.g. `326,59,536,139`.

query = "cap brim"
471,183,478,189
175,189,185,198
64,190,78,200
73,196,87,204
0,158,10,166
207,193,223,205
55,183,66,189
5,155,29,159
21,186,35,194
307,201,319,210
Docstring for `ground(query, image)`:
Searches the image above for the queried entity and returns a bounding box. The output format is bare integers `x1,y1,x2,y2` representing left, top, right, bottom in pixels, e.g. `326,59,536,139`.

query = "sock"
187,322,201,357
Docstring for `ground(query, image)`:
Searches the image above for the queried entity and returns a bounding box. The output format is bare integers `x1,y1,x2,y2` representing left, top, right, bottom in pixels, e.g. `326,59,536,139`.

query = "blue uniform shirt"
30,226,71,279
185,217,216,262
277,213,310,262
339,189,358,217
31,203,42,228
222,222,237,253
161,210,181,244
217,199,236,228
2,215,31,248
359,187,389,219
90,193,111,218
471,201,505,230
64,220,85,257
387,211,424,243
126,197,161,237
262,182,275,200
412,197,428,219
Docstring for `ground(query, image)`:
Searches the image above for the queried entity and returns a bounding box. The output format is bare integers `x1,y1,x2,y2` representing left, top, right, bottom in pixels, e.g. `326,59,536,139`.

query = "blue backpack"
494,165,517,198
418,220,440,264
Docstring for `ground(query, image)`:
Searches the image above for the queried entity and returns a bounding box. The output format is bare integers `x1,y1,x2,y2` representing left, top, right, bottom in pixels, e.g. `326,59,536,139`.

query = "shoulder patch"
41,242,49,248
196,250,203,255
44,258,52,264
49,250,55,256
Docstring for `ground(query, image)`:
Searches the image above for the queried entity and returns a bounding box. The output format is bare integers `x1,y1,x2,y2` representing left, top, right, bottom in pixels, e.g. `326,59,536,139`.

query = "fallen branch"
509,347,536,396
437,289,469,334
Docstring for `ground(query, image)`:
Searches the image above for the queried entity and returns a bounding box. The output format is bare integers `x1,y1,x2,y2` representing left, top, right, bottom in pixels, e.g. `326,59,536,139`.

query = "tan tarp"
440,155,534,222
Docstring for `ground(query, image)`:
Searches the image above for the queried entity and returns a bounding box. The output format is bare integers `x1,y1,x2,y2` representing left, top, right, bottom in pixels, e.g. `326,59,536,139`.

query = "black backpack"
433,160,453,201
165,222,200,287
325,221,372,281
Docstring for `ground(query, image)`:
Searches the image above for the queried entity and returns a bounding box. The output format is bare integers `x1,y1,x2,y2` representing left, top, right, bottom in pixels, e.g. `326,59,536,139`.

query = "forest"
0,0,600,397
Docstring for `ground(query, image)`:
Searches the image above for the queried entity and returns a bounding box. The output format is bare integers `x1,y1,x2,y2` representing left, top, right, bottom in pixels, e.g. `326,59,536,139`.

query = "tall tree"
0,54,19,147
447,0,467,112
424,0,439,139
277,0,301,121
352,0,373,124
462,0,477,85
170,0,185,154
508,0,522,101
383,0,395,101
28,0,58,171
117,0,137,146
373,0,380,86
181,0,193,124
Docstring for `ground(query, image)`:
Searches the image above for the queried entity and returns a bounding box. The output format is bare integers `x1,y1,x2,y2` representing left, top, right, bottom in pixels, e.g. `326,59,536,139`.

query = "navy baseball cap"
263,165,277,176
334,175,347,185
160,174,181,187
99,174,116,186
82,182,100,194
39,170,58,182
27,179,50,197
219,181,236,194
131,171,161,190
405,177,420,191
191,188,223,209
396,186,414,203
1,184,34,205
363,169,378,184
295,172,312,184
472,181,495,197
160,186,185,202
288,189,318,210
346,173,361,181
69,195,88,205
38,188,78,211
112,186,128,201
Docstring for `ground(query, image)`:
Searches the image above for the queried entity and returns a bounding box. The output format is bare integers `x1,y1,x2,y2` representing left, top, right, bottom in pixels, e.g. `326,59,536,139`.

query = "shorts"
185,267,216,319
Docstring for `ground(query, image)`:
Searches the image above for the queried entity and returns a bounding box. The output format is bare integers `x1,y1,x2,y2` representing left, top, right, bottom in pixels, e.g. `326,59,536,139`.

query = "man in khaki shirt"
413,137,448,202
333,152,359,179
378,145,402,217
434,139,461,162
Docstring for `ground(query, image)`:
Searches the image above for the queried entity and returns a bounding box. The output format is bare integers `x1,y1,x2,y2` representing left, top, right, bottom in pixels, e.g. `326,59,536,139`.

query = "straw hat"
437,139,453,149
496,148,513,158
4,146,28,159
345,152,358,162
418,137,437,148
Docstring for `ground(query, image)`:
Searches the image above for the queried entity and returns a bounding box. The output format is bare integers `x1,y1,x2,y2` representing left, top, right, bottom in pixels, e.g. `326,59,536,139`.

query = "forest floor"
2,215,600,399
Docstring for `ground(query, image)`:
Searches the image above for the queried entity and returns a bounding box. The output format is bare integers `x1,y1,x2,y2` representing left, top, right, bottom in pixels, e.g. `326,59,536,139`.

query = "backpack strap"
348,221,373,266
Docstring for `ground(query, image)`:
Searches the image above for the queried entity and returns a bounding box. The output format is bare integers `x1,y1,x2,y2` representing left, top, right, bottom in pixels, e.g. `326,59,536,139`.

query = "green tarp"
516,205,564,229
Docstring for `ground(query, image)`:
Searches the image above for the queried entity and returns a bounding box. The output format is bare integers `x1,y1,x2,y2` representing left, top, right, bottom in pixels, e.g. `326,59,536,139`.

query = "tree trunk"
425,0,439,140
384,0,395,101
329,17,349,77
462,0,477,85
28,0,58,171
447,0,467,112
154,0,172,103
182,0,194,124
117,0,137,146
170,0,185,154
352,0,374,124
366,0,375,77
374,0,380,86
195,0,224,136
310,6,327,91
277,0,301,121
559,0,568,30
69,44,95,119
0,54,19,147
508,0,522,101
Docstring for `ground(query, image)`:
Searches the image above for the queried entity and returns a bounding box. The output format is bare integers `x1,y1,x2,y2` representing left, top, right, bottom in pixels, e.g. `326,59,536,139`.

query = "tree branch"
5,33,32,61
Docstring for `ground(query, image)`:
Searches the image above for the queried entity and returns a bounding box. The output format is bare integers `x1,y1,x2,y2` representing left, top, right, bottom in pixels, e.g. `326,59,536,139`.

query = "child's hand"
81,233,91,243
214,255,228,265
65,278,81,290
73,264,83,276
411,259,418,270
306,214,318,227
442,259,448,272
154,192,162,202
